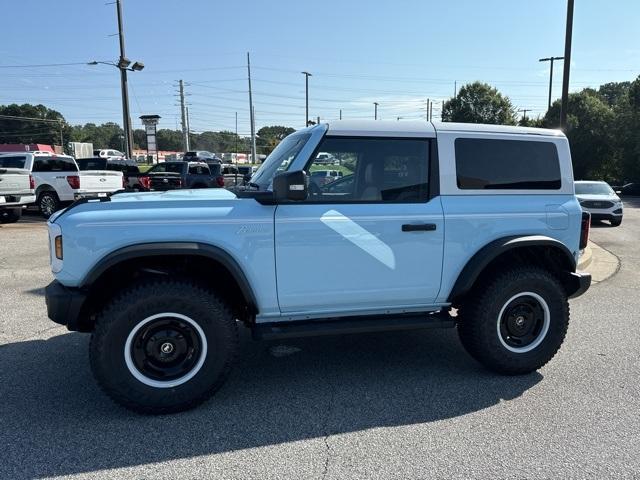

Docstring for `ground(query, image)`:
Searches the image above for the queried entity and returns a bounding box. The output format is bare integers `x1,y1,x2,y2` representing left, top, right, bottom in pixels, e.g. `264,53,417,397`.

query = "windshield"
575,182,613,195
250,132,311,189
0,156,26,168
149,163,183,174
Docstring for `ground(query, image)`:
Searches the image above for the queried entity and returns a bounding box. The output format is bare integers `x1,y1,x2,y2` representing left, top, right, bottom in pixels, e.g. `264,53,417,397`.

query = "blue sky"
2,0,638,135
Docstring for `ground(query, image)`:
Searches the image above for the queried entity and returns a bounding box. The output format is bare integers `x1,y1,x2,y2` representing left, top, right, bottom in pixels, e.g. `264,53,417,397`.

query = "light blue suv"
45,121,591,413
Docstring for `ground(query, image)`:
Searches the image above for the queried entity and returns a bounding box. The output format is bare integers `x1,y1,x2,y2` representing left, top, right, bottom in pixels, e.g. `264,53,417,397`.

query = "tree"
442,82,517,125
543,90,615,180
70,122,125,150
257,125,295,155
0,103,71,147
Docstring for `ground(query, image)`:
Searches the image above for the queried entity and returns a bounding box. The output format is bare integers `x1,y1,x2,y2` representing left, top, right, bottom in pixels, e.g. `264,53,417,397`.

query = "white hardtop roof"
325,120,564,138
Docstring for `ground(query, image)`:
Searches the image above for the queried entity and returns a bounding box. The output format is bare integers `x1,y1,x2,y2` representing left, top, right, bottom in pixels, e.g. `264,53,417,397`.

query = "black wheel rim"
499,295,546,350
130,316,202,382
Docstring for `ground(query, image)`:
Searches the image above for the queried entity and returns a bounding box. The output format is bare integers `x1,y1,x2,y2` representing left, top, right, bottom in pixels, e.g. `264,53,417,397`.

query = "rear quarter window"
455,138,561,190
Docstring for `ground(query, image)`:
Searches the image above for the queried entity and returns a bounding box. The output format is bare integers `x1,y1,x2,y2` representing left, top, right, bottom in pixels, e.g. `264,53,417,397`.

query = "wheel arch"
447,235,580,303
76,242,259,331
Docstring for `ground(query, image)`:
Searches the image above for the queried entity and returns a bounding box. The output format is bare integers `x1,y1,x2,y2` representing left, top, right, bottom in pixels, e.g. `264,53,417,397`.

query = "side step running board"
252,312,454,340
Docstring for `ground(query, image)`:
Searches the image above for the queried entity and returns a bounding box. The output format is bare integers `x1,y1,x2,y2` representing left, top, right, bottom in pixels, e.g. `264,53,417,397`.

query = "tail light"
139,176,151,190
176,179,183,187
66,175,80,189
216,176,225,187
29,174,35,190
579,211,591,250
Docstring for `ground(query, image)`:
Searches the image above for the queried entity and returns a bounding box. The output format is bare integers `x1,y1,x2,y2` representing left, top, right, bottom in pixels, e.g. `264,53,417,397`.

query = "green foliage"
257,125,295,155
0,103,71,147
71,122,125,150
541,75,640,182
442,82,517,125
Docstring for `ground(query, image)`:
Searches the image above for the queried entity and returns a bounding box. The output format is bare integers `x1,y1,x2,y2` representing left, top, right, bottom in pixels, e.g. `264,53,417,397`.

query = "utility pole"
339,109,342,120
454,81,457,98
539,56,564,111
374,102,379,120
426,98,430,121
179,80,188,152
58,121,64,152
247,52,256,164
115,0,134,159
302,71,312,126
518,108,531,121
429,102,433,123
560,0,574,130
186,106,191,150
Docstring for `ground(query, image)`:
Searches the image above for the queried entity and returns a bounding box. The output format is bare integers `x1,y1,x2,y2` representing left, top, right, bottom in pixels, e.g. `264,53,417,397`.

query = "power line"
0,62,93,68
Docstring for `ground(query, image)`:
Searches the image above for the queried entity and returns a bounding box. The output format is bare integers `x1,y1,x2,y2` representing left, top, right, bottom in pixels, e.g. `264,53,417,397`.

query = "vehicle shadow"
0,327,541,478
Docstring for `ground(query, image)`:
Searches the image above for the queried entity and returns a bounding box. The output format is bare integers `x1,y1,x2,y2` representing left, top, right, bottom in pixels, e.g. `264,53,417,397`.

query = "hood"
51,188,239,224
575,193,620,202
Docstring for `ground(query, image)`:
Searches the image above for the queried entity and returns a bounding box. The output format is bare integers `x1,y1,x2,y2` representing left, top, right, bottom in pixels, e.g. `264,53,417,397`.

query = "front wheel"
90,280,238,414
610,217,622,227
457,266,569,375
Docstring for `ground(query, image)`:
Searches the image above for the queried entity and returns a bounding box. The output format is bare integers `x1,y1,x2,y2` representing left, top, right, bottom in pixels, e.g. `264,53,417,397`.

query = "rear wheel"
38,191,60,219
90,280,238,414
0,208,22,224
457,266,569,375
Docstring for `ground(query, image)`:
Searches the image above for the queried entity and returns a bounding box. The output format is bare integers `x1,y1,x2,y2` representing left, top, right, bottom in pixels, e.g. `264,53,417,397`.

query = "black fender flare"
447,235,577,303
80,242,259,313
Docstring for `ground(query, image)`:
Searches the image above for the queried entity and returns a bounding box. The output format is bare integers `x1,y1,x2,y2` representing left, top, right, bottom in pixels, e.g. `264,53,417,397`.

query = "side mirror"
273,170,308,201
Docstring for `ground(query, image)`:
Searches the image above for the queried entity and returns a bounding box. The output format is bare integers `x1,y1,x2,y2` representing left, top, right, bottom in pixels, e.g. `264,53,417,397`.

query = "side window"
303,137,430,203
188,165,199,175
32,158,49,172
455,138,561,190
54,157,78,172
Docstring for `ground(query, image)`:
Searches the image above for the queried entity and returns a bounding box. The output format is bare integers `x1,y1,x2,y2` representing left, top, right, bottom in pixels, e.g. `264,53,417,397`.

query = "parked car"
0,152,123,218
575,180,623,226
616,183,640,197
314,152,336,164
77,158,142,191
94,149,126,161
182,151,222,163
0,154,35,223
138,161,217,191
45,120,590,414
310,169,343,187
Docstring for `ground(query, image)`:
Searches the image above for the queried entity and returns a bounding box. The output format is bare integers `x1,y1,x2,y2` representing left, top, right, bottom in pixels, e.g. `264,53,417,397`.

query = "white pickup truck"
0,152,124,218
0,155,35,223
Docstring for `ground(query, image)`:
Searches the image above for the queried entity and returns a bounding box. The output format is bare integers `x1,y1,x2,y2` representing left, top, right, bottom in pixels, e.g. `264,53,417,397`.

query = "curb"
578,244,593,270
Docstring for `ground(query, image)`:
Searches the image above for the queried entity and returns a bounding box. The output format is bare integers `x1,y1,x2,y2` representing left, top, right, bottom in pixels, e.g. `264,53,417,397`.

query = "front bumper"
590,211,622,222
567,271,591,299
45,280,87,331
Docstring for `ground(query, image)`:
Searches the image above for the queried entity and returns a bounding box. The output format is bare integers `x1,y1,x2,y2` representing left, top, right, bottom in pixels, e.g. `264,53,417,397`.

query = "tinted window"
77,158,108,170
455,138,561,190
149,163,183,174
0,156,27,168
303,137,430,203
207,163,222,175
188,164,210,175
33,156,78,172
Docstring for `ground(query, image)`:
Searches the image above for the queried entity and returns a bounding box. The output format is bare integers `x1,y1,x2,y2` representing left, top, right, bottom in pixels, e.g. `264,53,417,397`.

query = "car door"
274,136,444,317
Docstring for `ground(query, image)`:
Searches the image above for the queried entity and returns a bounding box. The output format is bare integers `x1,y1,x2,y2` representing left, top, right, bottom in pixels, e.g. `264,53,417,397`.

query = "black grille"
582,200,614,209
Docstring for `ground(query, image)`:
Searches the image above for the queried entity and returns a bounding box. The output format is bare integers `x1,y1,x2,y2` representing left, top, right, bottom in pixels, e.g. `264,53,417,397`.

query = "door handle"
402,223,437,232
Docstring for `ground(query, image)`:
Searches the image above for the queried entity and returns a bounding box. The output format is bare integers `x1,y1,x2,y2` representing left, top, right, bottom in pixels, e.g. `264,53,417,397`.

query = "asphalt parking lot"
1,202,639,480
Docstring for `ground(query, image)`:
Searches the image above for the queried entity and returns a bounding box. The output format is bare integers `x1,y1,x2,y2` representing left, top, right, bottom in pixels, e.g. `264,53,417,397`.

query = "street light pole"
374,102,379,120
539,56,564,111
115,0,133,159
302,71,312,126
560,0,575,130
